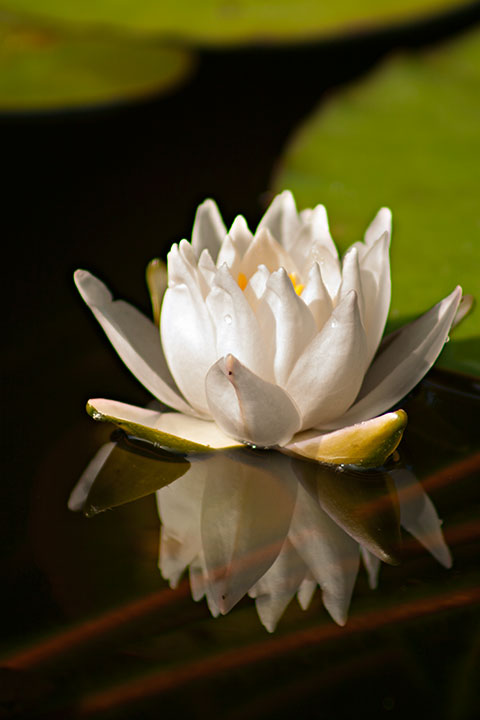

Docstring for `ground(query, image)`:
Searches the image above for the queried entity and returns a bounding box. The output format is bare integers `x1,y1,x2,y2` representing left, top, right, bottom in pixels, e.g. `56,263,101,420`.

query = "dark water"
2,4,480,718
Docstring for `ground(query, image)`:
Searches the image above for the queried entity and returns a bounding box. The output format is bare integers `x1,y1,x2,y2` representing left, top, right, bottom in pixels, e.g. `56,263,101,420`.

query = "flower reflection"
70,442,451,633
156,452,451,632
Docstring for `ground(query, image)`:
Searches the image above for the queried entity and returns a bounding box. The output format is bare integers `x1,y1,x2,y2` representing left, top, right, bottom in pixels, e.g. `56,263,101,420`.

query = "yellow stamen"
237,272,248,291
289,272,304,296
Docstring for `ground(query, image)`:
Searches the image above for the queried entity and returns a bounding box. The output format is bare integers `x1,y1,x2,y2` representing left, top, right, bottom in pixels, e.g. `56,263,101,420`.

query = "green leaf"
293,459,402,564
84,436,191,516
274,29,480,376
0,0,469,46
0,16,193,111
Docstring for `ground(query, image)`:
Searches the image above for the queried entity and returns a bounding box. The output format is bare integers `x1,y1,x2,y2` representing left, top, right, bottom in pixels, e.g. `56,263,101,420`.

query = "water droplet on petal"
224,314,232,325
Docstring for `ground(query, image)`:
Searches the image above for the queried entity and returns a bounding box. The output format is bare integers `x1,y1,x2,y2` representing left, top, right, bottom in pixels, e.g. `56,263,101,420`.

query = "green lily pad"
84,436,190,516
293,459,402,564
0,16,193,111
274,29,480,376
0,0,468,46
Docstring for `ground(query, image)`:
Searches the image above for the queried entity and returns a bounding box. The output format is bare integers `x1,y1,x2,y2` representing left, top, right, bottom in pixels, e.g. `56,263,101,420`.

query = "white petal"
205,355,301,447
200,451,297,614
240,227,299,280
229,215,253,256
338,246,366,322
393,468,452,568
161,282,217,415
312,251,342,301
364,207,392,247
257,190,299,251
300,262,333,331
243,264,270,312
74,270,195,416
216,235,242,277
192,199,227,261
295,205,339,272
197,249,217,290
87,399,242,451
68,442,116,512
288,481,360,625
360,546,381,589
265,268,317,387
206,265,272,379
334,287,462,427
287,291,368,429
358,232,391,362
252,540,307,632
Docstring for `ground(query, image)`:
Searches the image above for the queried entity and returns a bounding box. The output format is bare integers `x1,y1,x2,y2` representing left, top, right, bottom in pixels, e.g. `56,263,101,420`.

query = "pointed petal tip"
322,594,348,626
74,269,112,306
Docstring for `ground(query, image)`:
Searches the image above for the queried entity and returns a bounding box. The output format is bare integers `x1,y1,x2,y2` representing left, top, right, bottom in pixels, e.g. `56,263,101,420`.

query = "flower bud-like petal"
205,354,301,447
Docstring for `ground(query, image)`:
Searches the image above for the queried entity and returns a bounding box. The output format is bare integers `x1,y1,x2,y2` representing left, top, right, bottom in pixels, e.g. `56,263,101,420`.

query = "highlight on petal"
335,286,462,427
287,290,368,429
285,410,407,468
205,354,301,447
74,270,195,417
200,451,297,614
86,399,243,453
191,198,227,261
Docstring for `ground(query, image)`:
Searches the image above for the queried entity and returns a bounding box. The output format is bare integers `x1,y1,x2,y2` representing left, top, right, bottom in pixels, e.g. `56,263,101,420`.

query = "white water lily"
75,190,461,464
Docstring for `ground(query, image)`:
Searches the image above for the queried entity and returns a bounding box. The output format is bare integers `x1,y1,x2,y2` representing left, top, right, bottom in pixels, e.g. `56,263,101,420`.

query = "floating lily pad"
0,16,193,111
0,0,468,46
274,29,480,375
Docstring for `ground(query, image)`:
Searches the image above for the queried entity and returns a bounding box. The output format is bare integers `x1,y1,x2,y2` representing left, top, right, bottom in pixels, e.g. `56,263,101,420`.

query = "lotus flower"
75,191,461,466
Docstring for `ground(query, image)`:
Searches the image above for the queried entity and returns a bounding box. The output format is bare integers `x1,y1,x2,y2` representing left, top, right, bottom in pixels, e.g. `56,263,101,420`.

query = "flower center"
237,271,304,295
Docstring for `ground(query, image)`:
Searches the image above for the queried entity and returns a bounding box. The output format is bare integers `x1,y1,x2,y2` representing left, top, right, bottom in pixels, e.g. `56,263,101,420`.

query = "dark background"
1,3,480,717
